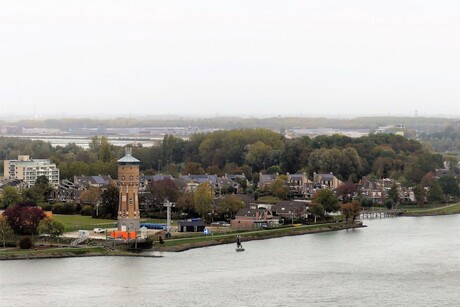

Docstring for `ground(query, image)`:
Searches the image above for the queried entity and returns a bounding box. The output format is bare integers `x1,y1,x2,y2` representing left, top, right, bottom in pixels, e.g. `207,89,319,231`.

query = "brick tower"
117,147,140,232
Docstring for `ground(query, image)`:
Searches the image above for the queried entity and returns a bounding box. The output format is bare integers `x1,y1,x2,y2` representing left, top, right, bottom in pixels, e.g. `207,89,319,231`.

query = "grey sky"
1,0,459,118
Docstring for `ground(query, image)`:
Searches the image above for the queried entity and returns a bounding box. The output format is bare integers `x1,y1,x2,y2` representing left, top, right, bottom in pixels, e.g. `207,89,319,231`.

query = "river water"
1,215,459,306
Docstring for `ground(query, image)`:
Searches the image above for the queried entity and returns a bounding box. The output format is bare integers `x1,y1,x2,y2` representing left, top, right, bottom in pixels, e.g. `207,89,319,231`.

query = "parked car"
93,228,106,233
211,221,230,227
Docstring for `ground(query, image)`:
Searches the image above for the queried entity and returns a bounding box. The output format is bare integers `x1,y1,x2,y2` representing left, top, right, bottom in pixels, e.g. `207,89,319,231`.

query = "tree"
3,203,46,235
177,192,195,216
79,187,102,205
150,178,179,204
182,162,206,175
360,197,373,209
38,218,64,244
427,180,444,203
100,185,119,219
308,203,325,223
99,137,112,163
269,176,289,200
438,175,459,204
217,195,245,220
340,201,362,224
313,189,339,213
0,186,22,209
0,216,14,248
244,141,273,171
350,201,362,223
340,203,353,224
194,183,213,219
388,184,399,205
23,175,53,204
384,199,394,210
336,182,357,203
413,185,426,207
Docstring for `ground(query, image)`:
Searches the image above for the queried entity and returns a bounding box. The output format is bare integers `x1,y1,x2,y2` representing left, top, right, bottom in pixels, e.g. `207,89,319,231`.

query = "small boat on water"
235,247,245,252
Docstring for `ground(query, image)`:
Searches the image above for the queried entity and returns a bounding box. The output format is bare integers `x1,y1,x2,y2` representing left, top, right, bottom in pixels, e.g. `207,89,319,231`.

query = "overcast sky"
1,0,459,119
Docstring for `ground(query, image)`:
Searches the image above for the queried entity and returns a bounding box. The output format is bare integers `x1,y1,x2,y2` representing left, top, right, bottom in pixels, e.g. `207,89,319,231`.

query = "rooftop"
117,147,140,164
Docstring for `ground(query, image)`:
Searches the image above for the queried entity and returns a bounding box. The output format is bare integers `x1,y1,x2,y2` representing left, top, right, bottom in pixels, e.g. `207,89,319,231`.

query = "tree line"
1,127,457,186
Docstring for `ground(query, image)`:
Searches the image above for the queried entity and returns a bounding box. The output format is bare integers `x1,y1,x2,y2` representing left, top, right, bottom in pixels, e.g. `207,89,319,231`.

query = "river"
1,215,459,306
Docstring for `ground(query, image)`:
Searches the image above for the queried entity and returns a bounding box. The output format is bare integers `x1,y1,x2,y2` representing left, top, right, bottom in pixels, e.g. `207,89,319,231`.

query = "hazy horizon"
1,1,459,118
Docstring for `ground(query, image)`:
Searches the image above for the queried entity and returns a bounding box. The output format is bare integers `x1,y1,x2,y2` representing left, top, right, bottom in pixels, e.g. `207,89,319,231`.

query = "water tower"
117,147,140,232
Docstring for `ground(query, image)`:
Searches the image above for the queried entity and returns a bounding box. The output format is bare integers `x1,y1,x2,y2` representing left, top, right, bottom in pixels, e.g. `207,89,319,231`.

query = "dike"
156,223,366,252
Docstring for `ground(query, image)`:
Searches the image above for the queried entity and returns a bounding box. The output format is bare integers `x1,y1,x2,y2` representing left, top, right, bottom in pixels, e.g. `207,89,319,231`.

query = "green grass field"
53,215,172,232
404,203,460,216
161,222,351,248
53,215,116,232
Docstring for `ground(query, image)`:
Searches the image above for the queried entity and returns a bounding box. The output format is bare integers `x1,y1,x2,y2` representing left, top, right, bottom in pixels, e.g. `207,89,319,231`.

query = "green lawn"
404,203,460,216
53,215,116,232
53,215,174,232
161,222,351,247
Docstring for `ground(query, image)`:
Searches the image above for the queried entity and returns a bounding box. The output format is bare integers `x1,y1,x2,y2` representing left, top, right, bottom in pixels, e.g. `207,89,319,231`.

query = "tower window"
129,175,133,180
121,176,125,180
129,198,133,205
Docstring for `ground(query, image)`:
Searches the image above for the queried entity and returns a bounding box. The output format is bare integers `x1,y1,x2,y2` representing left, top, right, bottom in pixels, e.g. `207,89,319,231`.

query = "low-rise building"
286,173,311,197
74,175,113,190
312,172,343,189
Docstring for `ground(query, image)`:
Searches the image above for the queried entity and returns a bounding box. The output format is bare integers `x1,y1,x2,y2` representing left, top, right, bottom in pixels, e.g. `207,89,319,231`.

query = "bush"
385,199,394,210
39,202,53,211
51,203,64,214
18,237,33,249
360,197,373,208
80,205,93,216
52,202,76,214
62,203,76,214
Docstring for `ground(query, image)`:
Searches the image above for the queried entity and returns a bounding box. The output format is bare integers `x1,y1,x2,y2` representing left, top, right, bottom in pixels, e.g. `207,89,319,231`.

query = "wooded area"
1,126,459,186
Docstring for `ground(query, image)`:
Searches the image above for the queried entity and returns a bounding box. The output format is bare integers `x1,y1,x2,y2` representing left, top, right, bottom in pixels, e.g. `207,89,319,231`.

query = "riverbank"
0,246,161,261
0,222,364,260
401,203,460,217
155,222,365,252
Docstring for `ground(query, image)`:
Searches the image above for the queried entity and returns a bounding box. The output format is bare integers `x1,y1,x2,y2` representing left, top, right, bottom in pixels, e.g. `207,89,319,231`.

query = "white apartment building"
3,155,60,187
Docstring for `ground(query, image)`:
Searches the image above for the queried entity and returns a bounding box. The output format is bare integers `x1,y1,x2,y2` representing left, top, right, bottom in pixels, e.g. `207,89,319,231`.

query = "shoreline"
156,223,366,252
0,223,365,260
0,252,162,261
402,212,460,217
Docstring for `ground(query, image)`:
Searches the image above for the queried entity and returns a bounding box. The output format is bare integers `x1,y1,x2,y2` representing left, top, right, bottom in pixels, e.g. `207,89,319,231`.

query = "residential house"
48,179,80,203
286,173,311,197
139,174,174,192
73,175,113,191
216,176,240,194
272,201,309,221
225,173,249,188
258,173,278,189
312,172,343,189
178,174,218,193
231,208,271,229
0,178,28,192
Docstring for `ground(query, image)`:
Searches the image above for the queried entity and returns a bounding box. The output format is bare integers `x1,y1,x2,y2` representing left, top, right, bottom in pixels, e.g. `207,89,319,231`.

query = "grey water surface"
1,215,459,306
